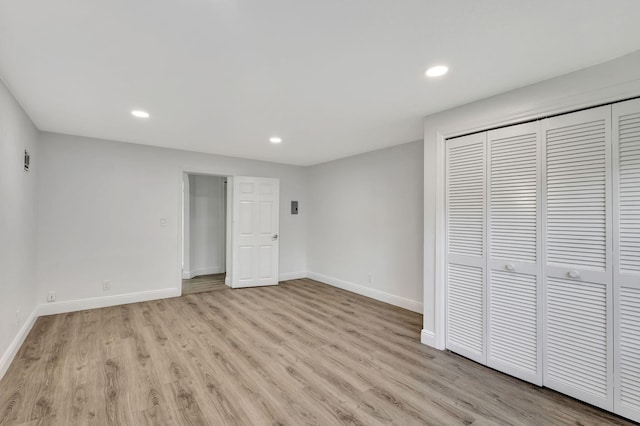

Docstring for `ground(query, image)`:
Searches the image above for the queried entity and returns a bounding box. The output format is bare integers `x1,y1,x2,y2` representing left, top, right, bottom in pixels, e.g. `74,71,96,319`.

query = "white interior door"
613,99,640,422
542,105,613,411
231,176,280,288
445,132,487,364
486,122,542,385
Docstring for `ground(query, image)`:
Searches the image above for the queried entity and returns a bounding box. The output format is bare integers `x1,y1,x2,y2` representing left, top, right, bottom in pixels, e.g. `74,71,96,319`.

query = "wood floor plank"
2,315,55,425
189,295,365,425
58,310,96,425
0,279,634,425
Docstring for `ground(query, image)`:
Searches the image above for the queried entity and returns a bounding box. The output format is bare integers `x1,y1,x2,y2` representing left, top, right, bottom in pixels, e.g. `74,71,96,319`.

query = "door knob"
568,270,580,279
272,234,278,240
505,263,515,272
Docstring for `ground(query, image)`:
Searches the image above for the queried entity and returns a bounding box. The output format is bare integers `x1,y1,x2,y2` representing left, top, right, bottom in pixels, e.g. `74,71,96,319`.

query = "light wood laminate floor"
182,273,226,295
0,279,632,425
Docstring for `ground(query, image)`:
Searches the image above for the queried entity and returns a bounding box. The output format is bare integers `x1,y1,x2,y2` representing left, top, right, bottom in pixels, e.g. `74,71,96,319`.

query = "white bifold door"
445,132,487,364
445,101,640,422
230,176,280,288
486,122,542,386
541,105,614,410
446,122,543,384
613,99,640,420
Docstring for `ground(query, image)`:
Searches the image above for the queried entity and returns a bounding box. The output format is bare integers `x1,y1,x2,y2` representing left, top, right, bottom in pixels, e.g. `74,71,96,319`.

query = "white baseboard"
0,307,39,381
38,288,181,316
1,288,181,380
279,271,307,281
307,271,423,313
421,329,438,348
182,270,192,279
1,275,421,381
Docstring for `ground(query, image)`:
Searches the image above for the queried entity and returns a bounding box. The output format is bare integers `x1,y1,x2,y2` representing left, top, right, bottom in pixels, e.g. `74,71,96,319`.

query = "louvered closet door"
446,132,486,364
486,122,542,385
613,99,640,422
542,106,613,411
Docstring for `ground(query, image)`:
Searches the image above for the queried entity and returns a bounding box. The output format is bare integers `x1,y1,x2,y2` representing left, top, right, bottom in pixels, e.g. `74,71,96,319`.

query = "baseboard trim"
307,271,423,313
279,271,307,281
0,275,421,381
1,288,182,380
0,307,39,381
421,329,439,348
38,288,181,316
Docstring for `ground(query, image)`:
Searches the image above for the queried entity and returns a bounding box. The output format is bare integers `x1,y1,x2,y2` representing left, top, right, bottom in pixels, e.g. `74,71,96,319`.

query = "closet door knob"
568,270,580,279
505,263,515,272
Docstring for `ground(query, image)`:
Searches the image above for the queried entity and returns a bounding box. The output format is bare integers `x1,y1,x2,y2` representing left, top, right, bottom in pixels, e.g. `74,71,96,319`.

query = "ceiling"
1,1,640,166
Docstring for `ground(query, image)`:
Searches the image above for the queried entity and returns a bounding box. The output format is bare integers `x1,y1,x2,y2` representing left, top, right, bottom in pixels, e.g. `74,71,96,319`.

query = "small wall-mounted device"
291,200,299,215
24,150,30,172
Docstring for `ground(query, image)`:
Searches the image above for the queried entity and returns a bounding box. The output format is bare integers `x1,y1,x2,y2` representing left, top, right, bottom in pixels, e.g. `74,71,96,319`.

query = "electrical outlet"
102,280,111,291
47,291,56,302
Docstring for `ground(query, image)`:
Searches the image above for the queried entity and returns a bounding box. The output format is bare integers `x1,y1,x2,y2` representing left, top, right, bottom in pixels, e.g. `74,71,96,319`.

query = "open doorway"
182,173,228,295
180,173,280,293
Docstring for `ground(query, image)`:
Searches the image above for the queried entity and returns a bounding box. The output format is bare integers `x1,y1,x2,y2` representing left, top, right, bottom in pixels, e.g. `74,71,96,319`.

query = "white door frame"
424,72,640,350
178,169,230,295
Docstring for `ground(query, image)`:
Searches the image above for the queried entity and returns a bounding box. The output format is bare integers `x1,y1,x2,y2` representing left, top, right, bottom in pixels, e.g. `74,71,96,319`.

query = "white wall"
0,79,39,376
307,140,424,312
37,132,307,309
188,174,226,277
422,50,640,348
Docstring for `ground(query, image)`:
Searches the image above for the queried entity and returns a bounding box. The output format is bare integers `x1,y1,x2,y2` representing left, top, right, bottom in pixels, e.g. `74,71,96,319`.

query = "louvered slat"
447,263,483,359
546,119,607,270
447,139,485,257
620,287,640,411
546,278,608,398
489,132,538,262
489,270,538,375
613,101,640,422
618,111,640,274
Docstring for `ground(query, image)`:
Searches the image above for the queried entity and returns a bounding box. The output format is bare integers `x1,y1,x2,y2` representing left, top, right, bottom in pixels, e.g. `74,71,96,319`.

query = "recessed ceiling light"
425,65,449,77
269,136,282,144
131,110,150,118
